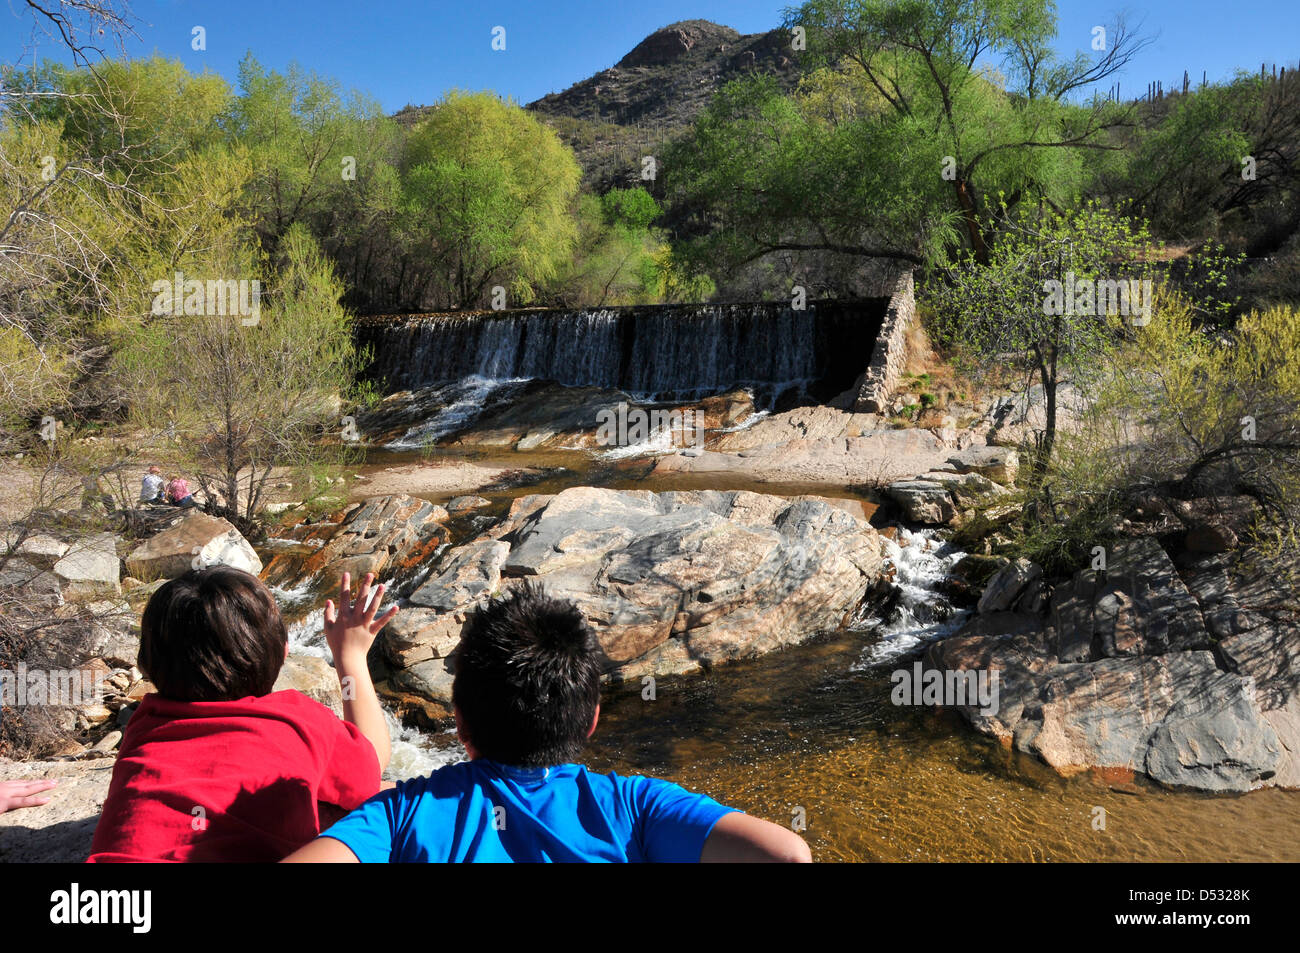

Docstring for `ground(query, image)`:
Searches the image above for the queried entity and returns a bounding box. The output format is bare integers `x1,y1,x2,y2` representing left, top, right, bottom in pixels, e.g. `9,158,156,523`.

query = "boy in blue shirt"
284,582,810,863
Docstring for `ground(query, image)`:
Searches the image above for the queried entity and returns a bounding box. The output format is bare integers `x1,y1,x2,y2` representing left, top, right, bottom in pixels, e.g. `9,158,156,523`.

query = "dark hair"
452,582,602,768
139,566,287,702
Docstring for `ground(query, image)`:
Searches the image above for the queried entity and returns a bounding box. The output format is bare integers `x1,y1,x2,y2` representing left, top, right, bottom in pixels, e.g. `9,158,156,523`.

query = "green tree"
114,225,363,525
545,188,665,306
225,56,395,241
400,91,581,309
38,55,231,164
924,201,1159,474
1089,71,1300,260
0,55,248,432
600,187,661,231
789,0,1147,262
1010,293,1300,572
666,72,956,275
667,0,1146,280
1105,295,1300,539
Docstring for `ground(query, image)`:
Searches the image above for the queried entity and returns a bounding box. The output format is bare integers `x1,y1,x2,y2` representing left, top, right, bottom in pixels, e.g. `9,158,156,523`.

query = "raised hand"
323,572,399,664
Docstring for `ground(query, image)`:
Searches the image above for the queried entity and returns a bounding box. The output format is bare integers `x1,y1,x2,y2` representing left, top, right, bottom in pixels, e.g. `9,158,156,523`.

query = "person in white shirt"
140,465,165,504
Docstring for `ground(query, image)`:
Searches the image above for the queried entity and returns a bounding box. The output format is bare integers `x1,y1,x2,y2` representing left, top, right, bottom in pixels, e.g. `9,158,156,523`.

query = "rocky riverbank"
2,370,1295,867
376,486,887,718
927,519,1300,793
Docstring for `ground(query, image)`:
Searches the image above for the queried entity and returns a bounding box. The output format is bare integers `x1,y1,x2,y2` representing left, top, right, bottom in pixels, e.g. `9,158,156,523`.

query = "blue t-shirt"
320,760,737,863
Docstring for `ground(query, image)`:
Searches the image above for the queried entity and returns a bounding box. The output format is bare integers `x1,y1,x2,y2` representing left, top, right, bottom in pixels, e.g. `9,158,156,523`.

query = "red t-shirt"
88,690,380,863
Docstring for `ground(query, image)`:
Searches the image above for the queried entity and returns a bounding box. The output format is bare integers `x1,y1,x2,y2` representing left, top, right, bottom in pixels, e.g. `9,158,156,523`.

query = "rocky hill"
529,19,799,128
394,20,803,191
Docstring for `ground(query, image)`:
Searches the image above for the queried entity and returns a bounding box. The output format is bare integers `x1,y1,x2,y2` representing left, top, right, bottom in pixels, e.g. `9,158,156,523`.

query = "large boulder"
14,535,69,570
977,558,1042,614
883,480,956,525
0,557,64,607
1144,672,1283,792
656,412,953,486
942,446,1019,486
445,495,491,515
409,539,510,611
381,608,466,669
125,514,261,580
917,470,1010,507
273,654,342,716
1048,538,1208,661
382,488,884,700
53,533,121,599
261,494,447,589
983,383,1084,450
924,537,1299,793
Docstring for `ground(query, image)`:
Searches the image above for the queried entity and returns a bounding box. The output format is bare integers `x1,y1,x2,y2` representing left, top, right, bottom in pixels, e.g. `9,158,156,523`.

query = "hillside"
394,20,803,191
529,19,798,127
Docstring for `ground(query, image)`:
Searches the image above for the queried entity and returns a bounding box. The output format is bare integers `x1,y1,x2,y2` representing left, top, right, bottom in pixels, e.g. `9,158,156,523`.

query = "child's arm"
323,572,397,773
0,778,57,814
281,837,361,863
699,812,812,863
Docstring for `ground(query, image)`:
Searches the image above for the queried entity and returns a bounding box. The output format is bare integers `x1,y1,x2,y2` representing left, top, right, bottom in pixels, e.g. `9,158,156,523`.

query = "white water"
383,375,527,450
384,713,464,782
371,306,850,402
850,528,969,670
281,577,466,782
599,425,680,460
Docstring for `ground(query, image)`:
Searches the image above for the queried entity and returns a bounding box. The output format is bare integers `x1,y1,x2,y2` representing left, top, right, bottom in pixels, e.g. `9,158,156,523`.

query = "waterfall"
358,300,887,404
850,528,970,669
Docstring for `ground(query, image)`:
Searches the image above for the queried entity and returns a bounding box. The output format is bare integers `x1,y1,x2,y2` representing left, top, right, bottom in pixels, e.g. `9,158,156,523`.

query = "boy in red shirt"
89,567,397,862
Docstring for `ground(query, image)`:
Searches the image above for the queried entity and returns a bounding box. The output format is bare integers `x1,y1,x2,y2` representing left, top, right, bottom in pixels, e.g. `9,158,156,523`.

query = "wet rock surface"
261,494,448,590
380,487,886,706
928,535,1300,793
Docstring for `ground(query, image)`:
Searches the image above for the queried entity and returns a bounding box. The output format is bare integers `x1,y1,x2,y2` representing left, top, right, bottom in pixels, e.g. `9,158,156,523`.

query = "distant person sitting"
166,474,197,508
139,465,165,505
283,582,811,863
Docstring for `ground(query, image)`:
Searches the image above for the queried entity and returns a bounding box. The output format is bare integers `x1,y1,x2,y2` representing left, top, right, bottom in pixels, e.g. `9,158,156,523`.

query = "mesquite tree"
114,225,364,527
924,201,1158,475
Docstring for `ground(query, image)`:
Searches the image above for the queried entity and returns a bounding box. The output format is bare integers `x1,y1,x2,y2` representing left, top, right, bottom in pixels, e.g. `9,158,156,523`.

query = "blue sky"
3,1,1298,110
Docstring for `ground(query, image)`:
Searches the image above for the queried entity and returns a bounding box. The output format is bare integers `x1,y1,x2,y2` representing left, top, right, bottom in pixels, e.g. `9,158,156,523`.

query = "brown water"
330,446,1300,862
584,631,1300,863
357,446,883,518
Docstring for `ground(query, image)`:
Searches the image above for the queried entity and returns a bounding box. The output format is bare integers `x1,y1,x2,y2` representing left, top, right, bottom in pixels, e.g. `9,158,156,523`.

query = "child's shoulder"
257,689,364,734
256,687,344,711
136,689,342,733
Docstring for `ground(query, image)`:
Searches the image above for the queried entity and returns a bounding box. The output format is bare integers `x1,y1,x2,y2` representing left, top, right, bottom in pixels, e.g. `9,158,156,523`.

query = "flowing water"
357,300,884,405
265,444,1300,862
282,302,1300,862
583,630,1300,862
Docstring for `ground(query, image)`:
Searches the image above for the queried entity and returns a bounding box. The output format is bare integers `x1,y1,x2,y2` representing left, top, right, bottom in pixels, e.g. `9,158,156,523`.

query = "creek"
264,444,1300,862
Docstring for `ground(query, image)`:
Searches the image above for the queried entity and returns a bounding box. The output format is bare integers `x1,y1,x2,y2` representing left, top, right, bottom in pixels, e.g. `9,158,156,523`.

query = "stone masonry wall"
852,269,916,414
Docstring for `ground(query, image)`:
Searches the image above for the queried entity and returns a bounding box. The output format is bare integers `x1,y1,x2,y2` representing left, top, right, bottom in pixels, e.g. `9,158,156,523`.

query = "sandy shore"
352,460,530,500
